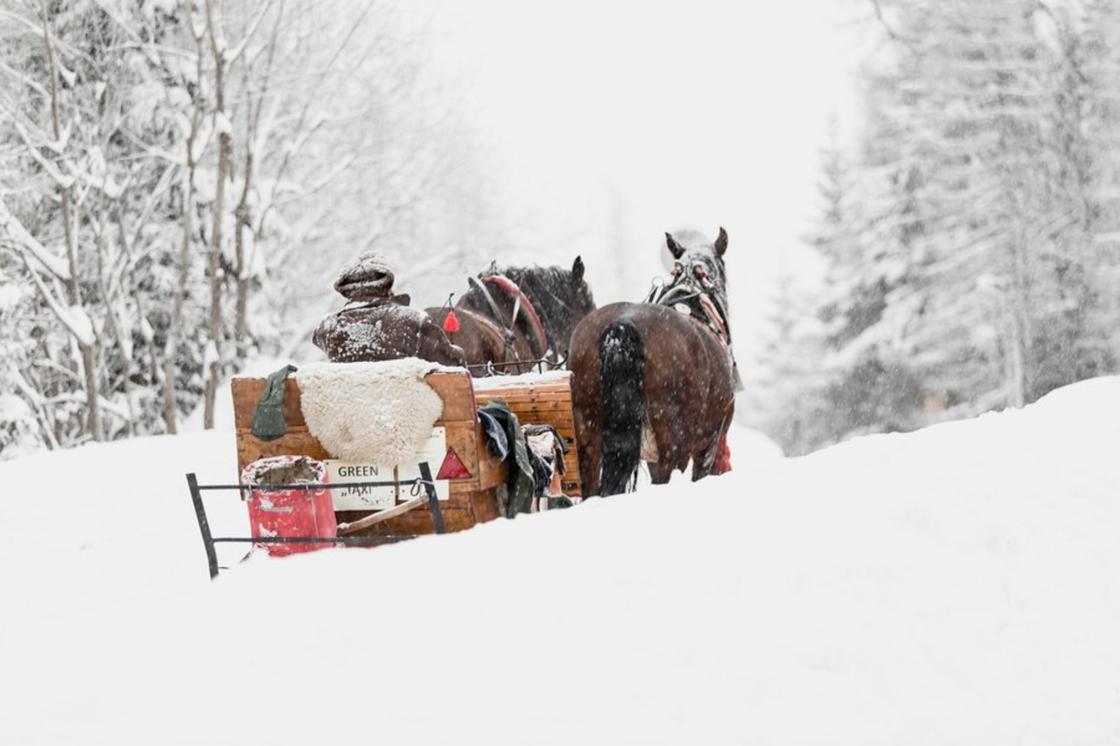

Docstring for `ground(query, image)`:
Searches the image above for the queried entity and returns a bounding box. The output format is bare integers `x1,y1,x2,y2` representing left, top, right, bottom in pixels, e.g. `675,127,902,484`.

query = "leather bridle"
648,259,733,347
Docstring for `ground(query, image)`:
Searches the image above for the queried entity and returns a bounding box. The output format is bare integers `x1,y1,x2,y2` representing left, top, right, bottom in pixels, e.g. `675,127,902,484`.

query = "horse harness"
648,261,733,348
647,259,742,391
468,274,553,366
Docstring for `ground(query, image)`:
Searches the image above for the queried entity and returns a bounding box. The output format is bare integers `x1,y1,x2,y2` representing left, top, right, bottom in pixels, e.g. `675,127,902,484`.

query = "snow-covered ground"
3,378,1120,744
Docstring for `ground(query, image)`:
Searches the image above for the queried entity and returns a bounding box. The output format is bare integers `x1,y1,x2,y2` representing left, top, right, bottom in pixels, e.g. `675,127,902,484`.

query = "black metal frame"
186,462,445,580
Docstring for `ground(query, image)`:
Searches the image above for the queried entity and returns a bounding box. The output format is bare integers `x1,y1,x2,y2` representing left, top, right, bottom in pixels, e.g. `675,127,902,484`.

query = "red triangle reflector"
436,447,471,480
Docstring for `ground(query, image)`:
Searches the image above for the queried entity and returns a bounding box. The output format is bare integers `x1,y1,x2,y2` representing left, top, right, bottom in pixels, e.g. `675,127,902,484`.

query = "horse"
427,256,597,376
569,228,736,496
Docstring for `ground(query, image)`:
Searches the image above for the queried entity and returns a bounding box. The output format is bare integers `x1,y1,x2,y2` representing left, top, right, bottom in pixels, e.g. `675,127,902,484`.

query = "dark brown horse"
569,229,736,496
426,305,536,375
427,257,597,376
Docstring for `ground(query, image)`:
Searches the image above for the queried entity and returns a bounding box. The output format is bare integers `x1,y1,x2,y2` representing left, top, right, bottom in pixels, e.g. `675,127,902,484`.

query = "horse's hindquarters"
569,303,736,495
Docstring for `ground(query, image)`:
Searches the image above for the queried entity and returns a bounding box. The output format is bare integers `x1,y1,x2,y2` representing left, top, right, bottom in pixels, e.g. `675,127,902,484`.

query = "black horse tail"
599,320,645,496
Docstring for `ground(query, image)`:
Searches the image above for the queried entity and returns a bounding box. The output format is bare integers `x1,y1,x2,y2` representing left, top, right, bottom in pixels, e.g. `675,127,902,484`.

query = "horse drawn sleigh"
187,229,737,578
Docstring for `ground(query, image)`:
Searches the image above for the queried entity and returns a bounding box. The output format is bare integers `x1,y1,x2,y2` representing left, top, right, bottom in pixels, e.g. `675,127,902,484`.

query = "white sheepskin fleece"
295,359,444,465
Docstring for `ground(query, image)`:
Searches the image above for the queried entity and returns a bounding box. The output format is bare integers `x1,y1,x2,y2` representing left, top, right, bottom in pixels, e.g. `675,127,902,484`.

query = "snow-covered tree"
0,0,505,458
752,0,1120,452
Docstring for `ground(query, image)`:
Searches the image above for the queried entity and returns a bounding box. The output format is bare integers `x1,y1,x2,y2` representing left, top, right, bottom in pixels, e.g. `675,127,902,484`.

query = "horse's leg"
647,461,673,484
710,392,736,477
578,433,603,497
691,447,712,481
570,351,603,497
648,388,692,480
692,395,735,482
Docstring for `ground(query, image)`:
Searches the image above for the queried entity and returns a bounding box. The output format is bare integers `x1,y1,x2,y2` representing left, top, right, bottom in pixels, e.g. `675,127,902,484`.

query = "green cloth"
478,400,535,518
251,364,298,441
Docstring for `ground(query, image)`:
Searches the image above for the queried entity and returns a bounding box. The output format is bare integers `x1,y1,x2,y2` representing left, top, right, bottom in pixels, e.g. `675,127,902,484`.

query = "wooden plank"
469,487,501,523
425,371,477,422
336,495,425,534
474,386,573,398
235,428,331,475
336,505,477,536
232,378,306,430
491,412,572,424
474,395,573,406
480,403,574,417
472,381,573,395
481,390,572,399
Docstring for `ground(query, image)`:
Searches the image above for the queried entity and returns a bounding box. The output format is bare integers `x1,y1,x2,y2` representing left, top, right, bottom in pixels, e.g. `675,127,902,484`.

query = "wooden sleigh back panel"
230,368,583,537
231,371,503,535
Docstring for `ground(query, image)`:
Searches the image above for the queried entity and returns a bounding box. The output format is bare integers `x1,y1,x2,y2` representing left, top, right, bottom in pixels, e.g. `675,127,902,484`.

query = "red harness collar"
481,274,550,357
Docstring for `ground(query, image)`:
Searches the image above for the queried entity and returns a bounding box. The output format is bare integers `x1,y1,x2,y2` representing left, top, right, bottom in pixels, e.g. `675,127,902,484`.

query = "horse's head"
502,256,596,361
664,227,729,298
658,228,732,342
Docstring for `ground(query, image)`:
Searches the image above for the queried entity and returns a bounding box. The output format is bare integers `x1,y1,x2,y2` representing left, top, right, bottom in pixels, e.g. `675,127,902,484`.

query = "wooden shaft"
336,496,426,535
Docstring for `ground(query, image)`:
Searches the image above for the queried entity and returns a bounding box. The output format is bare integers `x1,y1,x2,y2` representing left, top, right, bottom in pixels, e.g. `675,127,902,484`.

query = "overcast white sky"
427,0,864,343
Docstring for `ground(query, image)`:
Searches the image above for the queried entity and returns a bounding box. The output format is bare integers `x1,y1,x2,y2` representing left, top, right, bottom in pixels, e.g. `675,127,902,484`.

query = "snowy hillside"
3,378,1120,744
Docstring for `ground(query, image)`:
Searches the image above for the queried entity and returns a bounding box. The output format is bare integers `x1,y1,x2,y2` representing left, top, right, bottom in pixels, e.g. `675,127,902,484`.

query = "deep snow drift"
2,378,1120,745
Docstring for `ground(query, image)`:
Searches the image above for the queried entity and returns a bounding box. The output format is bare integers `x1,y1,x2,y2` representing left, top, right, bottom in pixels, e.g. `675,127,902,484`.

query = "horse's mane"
460,263,583,343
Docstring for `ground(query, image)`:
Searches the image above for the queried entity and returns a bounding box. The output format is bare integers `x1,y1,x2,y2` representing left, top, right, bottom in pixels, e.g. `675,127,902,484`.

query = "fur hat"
334,251,396,301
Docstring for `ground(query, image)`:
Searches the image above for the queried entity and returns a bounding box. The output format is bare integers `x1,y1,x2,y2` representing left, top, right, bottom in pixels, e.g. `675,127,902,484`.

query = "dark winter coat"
312,298,467,367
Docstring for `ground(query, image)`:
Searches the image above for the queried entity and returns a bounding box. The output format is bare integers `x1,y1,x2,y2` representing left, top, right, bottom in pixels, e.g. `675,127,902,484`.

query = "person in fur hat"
313,252,467,367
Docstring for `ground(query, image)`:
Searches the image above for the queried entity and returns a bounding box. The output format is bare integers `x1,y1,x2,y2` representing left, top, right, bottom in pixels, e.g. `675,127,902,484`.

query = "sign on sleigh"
326,427,452,510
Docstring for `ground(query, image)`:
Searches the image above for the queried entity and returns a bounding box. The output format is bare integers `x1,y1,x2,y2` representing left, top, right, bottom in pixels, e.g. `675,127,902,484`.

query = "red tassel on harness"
442,309,460,333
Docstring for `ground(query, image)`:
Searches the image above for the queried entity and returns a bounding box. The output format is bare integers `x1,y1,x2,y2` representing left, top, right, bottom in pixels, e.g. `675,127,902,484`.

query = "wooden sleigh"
230,368,583,539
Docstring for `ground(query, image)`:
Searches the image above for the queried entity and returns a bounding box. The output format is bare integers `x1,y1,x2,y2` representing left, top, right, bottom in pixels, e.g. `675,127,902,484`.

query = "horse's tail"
599,320,645,496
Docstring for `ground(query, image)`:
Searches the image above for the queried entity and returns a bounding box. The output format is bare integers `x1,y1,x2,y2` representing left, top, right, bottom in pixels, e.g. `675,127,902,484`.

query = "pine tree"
746,268,827,455
758,0,1120,453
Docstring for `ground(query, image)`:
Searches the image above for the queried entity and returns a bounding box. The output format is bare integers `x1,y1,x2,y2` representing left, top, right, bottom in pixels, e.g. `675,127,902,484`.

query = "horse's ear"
571,255,585,283
714,227,728,257
666,232,686,259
